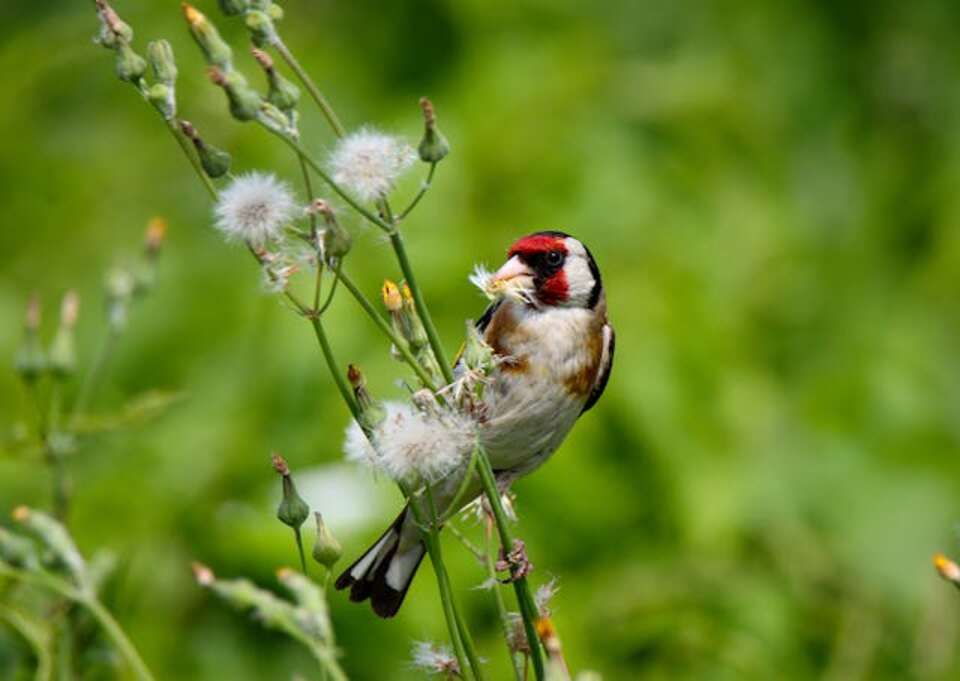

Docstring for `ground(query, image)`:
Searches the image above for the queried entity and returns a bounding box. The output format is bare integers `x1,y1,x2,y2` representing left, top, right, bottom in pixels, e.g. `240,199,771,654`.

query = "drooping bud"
347,364,386,432
208,67,262,122
105,267,135,332
217,0,248,16
311,512,342,569
311,200,351,261
244,10,277,48
182,3,233,71
251,48,300,112
417,97,450,163
14,294,45,383
271,453,309,530
146,39,178,86
114,44,147,83
401,283,430,350
48,291,79,379
180,120,232,178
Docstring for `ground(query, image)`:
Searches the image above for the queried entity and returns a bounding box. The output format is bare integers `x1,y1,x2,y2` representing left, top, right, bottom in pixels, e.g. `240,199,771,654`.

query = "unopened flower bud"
180,120,232,178
208,67,262,122
146,39,178,86
381,280,403,312
312,200,351,261
217,0,248,16
311,512,342,569
183,3,233,71
48,291,79,379
146,83,176,120
268,3,284,21
251,48,300,112
257,101,297,137
105,267,135,331
115,44,147,83
348,364,386,431
244,10,277,48
272,453,309,529
417,97,449,163
93,0,133,48
935,553,960,586
14,294,45,383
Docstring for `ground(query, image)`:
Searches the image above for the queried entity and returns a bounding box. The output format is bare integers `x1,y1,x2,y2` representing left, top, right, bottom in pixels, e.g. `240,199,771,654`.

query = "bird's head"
490,231,602,309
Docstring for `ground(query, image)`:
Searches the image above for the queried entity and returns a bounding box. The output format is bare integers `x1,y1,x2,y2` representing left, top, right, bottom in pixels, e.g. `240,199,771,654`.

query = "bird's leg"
495,539,534,583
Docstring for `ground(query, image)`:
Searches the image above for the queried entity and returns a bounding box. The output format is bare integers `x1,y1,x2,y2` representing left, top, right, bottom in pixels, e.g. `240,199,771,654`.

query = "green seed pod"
199,142,232,178
267,71,300,112
210,69,262,121
347,364,386,433
217,0,248,15
244,10,276,48
115,44,147,83
146,39,177,87
268,4,284,21
183,4,233,71
48,292,79,379
311,513,342,569
417,97,450,163
272,454,309,530
14,295,45,383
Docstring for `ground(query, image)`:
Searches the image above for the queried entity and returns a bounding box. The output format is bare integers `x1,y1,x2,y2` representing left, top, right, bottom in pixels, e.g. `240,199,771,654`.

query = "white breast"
479,303,595,475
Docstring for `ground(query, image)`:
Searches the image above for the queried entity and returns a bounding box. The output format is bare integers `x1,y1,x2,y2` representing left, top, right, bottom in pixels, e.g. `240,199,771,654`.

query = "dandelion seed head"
343,401,476,484
329,128,416,202
411,641,461,676
213,172,297,246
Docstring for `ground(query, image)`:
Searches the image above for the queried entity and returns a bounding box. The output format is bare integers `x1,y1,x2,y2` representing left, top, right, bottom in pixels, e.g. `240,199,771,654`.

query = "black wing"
581,323,614,414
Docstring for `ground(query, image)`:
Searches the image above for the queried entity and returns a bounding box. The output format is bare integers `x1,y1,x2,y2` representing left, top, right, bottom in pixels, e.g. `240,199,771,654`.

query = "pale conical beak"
491,255,533,285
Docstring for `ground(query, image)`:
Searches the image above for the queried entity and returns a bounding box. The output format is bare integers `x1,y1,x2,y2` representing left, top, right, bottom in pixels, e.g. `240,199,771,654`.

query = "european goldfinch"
336,231,615,617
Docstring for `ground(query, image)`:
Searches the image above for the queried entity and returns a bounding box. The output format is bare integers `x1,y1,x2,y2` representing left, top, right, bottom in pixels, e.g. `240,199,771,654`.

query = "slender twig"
387,230,454,384
338,270,440,391
474,445,545,681
441,447,478,523
0,564,154,681
270,36,345,138
485,519,525,681
68,328,118,431
425,487,485,681
398,163,437,222
0,605,52,681
309,317,360,420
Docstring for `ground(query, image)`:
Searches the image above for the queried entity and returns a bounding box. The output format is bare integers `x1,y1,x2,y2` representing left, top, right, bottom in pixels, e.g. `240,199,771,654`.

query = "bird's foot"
495,538,533,582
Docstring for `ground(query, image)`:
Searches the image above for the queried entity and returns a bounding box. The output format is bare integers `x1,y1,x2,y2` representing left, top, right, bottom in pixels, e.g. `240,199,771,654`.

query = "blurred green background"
3,0,960,678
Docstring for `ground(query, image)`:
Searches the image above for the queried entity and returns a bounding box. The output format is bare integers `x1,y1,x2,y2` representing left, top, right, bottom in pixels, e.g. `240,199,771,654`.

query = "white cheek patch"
563,255,595,307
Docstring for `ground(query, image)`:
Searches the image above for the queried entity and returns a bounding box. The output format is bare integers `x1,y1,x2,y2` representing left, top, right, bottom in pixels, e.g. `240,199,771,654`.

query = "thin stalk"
398,163,437,222
441,447,478,523
426,487,485,681
270,36,345,138
402,491,472,680
0,565,154,681
46,382,68,522
338,271,439,391
164,120,218,201
474,446,545,681
387,230,454,384
68,328,118,431
0,605,52,681
486,520,525,681
269,131,390,231
293,527,307,574
316,261,342,316
308,317,360,419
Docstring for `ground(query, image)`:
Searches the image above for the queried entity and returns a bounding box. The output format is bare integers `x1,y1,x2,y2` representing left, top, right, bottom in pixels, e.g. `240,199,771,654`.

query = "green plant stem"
0,605,51,681
46,382,68,523
441,447,478,523
385,230,454,384
69,328,119,431
164,119,218,201
0,565,155,681
337,271,439,391
293,527,308,574
425,487,485,681
309,317,360,420
485,521,525,681
474,447,545,681
270,36,345,138
398,163,437,222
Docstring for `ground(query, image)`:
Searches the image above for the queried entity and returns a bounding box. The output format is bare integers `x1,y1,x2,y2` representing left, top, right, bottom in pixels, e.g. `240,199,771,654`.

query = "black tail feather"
335,506,425,618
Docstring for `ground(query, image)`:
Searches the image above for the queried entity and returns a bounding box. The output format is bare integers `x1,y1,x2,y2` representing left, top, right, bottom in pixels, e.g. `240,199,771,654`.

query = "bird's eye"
545,251,564,267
